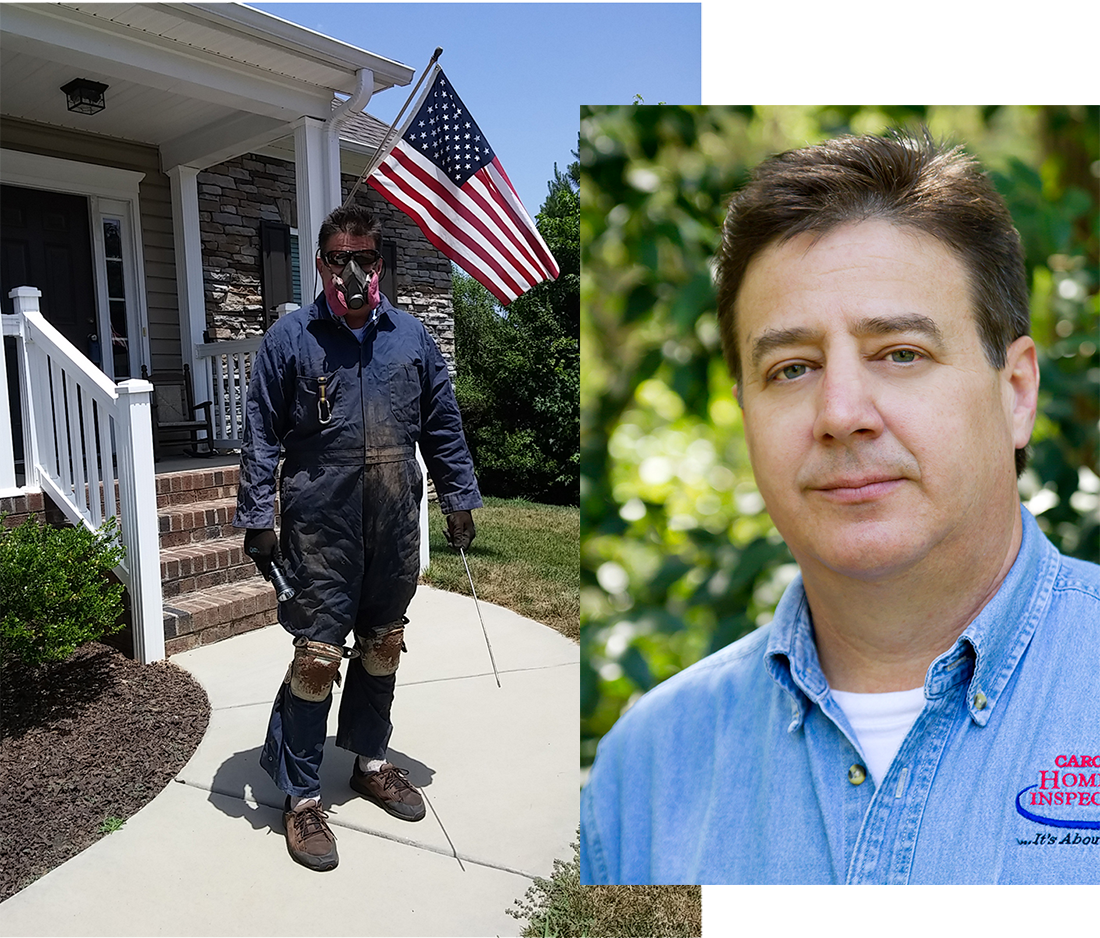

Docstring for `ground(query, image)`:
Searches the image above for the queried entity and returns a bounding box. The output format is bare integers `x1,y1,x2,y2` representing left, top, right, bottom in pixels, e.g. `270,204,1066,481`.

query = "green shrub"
0,515,126,666
507,838,701,937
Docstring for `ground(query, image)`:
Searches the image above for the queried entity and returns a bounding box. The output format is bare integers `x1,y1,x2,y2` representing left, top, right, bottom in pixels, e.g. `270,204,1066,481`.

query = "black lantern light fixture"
61,78,108,115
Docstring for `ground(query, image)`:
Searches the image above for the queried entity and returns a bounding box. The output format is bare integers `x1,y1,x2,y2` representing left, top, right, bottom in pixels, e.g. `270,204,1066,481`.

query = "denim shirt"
581,507,1100,884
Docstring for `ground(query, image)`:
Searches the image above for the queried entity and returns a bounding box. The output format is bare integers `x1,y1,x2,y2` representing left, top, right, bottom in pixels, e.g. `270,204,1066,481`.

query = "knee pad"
285,637,345,702
356,617,408,676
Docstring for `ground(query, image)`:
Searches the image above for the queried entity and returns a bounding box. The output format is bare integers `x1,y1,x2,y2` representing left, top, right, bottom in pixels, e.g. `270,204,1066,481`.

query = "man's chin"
793,524,934,583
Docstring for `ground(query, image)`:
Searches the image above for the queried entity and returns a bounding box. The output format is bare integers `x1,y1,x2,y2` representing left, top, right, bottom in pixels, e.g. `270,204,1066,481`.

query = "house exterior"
0,3,458,662
0,2,457,402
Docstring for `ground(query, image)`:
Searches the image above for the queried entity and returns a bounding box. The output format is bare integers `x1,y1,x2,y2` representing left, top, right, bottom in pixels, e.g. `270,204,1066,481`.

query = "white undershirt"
830,686,925,787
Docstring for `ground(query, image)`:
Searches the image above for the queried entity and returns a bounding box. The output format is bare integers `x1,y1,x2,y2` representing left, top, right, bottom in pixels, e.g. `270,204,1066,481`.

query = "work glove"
444,510,476,551
244,528,279,575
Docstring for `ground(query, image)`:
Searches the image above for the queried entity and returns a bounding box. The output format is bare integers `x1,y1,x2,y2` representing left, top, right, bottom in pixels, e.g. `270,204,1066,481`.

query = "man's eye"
887,349,921,363
771,363,809,382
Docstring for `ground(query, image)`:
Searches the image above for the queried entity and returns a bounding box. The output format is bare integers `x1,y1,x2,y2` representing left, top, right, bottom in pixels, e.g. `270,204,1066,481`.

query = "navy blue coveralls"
234,292,482,798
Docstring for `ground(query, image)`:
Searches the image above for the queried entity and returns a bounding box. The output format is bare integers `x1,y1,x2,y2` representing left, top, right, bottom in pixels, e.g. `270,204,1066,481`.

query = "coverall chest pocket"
294,371,340,433
389,362,421,427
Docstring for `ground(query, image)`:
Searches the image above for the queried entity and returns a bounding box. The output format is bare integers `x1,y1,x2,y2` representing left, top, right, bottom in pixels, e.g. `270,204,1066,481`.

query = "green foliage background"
580,105,1099,769
453,158,580,505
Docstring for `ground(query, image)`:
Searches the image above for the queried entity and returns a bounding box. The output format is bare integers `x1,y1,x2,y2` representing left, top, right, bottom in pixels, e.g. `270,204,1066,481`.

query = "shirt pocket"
389,362,421,428
293,371,340,434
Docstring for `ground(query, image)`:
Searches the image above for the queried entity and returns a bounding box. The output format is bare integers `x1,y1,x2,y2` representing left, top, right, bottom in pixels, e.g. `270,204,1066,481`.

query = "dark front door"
1,184,98,358
1,184,99,470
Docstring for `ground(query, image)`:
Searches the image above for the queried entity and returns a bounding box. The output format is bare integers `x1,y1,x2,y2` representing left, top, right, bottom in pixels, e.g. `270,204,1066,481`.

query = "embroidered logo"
1015,754,1100,833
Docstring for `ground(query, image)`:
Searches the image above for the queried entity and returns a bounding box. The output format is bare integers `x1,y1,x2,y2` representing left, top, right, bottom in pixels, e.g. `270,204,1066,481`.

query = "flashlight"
267,561,296,602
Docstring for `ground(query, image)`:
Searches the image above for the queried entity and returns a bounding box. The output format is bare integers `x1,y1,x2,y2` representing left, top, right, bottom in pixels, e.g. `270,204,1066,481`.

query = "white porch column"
115,377,165,664
166,165,211,400
295,117,342,299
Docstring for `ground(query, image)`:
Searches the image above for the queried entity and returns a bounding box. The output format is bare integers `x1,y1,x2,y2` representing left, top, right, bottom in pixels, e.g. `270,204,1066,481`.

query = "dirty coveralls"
234,292,482,798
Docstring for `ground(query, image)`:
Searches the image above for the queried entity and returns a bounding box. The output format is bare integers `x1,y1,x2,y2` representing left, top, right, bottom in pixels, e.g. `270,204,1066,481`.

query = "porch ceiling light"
61,78,108,115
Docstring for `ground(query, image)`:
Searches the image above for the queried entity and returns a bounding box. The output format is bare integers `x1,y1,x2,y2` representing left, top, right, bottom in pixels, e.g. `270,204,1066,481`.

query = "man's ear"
1003,335,1039,451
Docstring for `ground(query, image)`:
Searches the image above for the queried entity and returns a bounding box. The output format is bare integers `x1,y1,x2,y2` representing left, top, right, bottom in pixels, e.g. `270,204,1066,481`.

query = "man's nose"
811,359,884,442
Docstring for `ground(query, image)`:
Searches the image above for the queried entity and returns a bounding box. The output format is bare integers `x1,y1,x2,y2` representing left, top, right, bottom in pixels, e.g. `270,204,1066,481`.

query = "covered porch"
1,1,413,393
1,4,420,663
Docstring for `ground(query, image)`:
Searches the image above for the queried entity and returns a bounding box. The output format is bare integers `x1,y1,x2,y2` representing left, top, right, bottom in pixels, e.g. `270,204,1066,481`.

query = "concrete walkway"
0,586,579,937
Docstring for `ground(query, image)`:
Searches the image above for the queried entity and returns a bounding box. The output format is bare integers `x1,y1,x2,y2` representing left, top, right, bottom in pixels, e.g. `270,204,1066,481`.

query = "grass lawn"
422,497,699,936
421,496,579,642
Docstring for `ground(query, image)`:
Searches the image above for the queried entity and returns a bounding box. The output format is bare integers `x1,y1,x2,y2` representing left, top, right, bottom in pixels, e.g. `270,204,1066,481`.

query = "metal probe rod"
422,789,465,871
459,546,500,687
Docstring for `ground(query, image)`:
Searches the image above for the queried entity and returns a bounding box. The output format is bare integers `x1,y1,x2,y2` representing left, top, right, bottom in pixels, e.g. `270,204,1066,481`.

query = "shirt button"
973,691,988,710
848,764,867,785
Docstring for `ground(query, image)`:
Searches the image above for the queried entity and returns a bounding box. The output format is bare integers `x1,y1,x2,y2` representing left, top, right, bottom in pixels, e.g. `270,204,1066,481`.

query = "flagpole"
342,46,444,208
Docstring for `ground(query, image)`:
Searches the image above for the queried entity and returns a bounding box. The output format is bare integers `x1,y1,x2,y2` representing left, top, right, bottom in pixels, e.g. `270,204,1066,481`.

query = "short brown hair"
715,129,1031,473
317,203,383,254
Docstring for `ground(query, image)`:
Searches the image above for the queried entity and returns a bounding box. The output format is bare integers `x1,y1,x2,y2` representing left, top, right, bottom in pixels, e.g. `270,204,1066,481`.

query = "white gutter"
329,67,374,126
184,3,413,87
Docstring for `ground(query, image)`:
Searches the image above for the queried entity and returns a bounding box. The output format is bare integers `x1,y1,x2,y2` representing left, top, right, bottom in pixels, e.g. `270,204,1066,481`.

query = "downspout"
325,67,374,204
330,67,374,125
303,67,374,300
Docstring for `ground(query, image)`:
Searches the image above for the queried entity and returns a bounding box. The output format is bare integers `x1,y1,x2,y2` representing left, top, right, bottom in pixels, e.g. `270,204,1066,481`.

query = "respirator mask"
336,256,369,310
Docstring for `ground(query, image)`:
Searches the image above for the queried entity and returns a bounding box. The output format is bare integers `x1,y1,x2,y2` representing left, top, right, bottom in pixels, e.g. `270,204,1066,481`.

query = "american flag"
367,66,559,305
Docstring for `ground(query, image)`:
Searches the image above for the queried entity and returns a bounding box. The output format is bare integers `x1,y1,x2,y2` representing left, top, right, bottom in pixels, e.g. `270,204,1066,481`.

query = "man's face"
316,231,382,291
736,219,1037,584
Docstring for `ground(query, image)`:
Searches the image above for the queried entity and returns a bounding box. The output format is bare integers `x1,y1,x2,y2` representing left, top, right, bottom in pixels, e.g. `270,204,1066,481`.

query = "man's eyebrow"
748,313,946,372
851,314,944,346
749,326,821,372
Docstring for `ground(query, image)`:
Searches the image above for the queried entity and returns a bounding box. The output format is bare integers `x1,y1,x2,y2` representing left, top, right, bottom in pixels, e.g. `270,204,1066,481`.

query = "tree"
452,155,580,505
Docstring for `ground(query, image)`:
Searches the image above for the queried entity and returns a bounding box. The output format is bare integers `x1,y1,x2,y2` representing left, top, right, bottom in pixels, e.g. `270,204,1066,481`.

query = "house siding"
1,120,455,373
198,152,456,368
0,117,182,371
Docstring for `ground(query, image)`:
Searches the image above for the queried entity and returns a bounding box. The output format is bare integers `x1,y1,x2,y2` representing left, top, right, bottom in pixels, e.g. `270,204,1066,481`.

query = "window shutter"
381,241,397,304
260,220,294,329
290,232,302,305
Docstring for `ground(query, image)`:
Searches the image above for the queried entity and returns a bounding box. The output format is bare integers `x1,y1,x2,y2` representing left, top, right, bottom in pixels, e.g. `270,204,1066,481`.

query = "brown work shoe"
282,797,339,871
350,762,426,821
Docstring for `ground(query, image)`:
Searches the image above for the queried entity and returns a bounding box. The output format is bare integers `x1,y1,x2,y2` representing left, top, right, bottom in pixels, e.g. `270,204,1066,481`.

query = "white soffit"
0,3,413,120
62,3,413,93
0,3,414,166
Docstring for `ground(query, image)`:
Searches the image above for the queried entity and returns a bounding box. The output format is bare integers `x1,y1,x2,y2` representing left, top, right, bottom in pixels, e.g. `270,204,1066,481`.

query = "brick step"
156,465,241,509
159,539,260,598
163,578,280,655
157,496,240,547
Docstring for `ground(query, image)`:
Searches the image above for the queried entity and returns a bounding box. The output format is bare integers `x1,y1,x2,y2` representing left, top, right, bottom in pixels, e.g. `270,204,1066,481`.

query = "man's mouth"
811,475,906,504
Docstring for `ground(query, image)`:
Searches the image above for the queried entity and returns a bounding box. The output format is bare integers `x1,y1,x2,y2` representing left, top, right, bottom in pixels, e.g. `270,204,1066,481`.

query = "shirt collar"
764,505,1060,730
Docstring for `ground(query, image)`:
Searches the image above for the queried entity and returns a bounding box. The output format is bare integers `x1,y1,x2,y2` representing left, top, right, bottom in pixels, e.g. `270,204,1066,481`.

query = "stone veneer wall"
196,153,455,368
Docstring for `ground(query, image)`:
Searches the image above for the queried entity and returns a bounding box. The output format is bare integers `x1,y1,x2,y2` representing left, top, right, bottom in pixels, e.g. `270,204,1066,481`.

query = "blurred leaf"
620,645,655,692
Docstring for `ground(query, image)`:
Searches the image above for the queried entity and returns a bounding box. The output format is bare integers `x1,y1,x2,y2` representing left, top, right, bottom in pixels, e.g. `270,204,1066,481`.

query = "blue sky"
249,3,701,215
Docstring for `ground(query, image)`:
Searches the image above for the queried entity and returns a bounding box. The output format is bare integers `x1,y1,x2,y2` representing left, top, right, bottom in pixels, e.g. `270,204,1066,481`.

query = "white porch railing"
194,336,261,449
1,287,164,663
192,303,296,449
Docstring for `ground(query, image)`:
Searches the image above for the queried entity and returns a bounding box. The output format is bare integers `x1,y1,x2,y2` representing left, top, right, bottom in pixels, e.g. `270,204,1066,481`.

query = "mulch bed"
0,642,210,902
